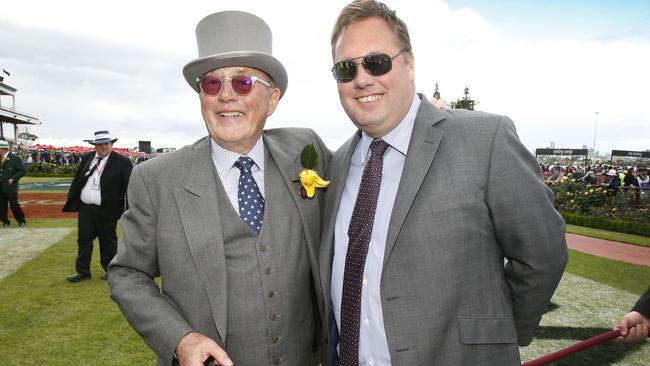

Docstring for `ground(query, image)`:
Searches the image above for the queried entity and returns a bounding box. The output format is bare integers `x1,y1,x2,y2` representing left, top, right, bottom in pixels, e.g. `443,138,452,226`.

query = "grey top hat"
182,11,288,98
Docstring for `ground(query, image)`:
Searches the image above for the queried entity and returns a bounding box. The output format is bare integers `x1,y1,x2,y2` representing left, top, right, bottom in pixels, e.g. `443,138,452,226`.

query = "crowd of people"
543,163,649,201
23,149,84,165
543,164,649,187
8,146,152,169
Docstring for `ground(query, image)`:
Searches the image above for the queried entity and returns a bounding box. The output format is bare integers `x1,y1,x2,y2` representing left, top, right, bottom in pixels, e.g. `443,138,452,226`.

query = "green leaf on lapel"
300,143,318,169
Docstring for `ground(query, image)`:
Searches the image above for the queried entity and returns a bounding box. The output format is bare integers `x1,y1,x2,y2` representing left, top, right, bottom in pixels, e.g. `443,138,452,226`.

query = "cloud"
0,17,203,148
1,0,648,155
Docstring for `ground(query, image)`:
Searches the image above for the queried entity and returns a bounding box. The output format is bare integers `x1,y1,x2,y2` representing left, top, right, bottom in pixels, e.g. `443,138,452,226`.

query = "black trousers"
0,188,26,224
75,203,118,275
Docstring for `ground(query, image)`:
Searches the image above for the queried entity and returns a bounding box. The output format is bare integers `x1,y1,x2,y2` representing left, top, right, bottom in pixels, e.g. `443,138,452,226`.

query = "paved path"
566,233,650,267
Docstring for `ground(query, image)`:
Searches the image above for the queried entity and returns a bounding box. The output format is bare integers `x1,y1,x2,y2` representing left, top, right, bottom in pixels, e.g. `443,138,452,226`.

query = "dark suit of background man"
63,131,132,282
320,1,568,365
108,11,330,366
0,139,27,227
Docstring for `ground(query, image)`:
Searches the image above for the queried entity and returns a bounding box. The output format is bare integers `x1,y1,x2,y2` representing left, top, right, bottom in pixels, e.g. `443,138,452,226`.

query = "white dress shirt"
332,95,420,365
210,137,265,212
80,153,109,206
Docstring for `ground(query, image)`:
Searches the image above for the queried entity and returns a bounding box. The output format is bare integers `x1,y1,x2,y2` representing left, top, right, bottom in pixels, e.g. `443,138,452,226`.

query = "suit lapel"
263,133,320,269
173,138,229,343
78,152,96,187
103,151,115,171
319,133,359,308
383,98,445,269
83,152,96,171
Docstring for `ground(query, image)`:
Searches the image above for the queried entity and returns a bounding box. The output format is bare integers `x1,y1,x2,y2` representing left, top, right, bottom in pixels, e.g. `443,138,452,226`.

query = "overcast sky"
1,0,649,154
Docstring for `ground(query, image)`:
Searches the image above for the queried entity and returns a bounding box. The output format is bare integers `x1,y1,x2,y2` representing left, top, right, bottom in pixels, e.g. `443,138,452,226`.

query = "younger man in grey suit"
320,1,568,365
109,11,330,366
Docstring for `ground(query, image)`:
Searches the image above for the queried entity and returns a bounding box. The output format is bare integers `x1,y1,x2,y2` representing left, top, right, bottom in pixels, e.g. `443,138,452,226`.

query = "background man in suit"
108,11,330,366
0,139,27,227
63,131,132,282
615,287,650,343
320,1,568,365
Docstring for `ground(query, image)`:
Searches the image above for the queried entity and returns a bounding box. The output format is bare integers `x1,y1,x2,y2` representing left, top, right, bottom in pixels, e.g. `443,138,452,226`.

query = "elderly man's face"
199,66,280,155
95,142,113,158
333,17,415,138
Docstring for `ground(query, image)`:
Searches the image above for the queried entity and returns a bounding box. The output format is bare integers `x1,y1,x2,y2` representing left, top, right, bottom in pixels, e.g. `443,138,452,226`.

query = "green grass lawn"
565,250,650,295
566,224,650,248
0,218,154,365
0,218,648,365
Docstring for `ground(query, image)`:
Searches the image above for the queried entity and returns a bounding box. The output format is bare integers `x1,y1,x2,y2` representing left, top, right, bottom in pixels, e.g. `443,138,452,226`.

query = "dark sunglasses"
197,74,272,96
331,48,410,83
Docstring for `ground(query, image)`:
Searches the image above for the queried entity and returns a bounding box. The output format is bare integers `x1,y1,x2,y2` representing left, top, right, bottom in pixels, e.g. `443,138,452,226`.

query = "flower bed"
548,177,650,236
26,162,78,177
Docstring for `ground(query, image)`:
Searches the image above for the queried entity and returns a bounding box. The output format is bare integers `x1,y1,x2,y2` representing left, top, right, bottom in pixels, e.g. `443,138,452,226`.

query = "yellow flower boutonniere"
298,143,329,199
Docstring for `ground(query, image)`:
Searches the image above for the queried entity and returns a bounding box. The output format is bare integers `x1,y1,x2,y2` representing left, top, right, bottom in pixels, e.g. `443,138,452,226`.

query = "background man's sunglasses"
198,75,272,96
331,48,410,83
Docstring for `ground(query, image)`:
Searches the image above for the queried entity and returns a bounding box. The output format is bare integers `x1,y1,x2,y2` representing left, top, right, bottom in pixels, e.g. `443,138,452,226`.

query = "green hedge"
561,212,650,237
26,162,78,177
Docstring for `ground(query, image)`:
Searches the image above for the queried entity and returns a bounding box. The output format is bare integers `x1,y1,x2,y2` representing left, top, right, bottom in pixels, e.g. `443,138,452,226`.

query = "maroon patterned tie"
339,139,389,366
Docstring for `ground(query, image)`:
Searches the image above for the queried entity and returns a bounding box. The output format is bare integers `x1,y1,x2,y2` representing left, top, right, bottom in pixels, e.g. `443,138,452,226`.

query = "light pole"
593,112,599,161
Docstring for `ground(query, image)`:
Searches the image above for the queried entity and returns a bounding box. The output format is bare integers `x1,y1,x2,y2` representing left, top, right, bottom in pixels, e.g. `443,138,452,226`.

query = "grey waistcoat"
218,152,315,365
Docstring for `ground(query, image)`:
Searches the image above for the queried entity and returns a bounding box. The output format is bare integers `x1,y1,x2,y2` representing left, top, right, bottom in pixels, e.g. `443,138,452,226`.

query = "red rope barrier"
522,330,622,366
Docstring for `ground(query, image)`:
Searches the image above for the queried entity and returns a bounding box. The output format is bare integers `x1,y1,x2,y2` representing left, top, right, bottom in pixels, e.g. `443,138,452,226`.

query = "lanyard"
95,157,105,177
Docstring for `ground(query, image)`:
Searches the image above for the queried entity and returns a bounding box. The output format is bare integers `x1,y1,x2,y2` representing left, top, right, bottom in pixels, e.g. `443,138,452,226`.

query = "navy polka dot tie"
339,139,389,366
235,156,264,234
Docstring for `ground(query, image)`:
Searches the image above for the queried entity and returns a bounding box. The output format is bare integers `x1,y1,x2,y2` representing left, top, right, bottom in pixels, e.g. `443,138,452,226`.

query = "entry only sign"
610,149,650,166
611,150,650,159
535,148,589,167
535,149,588,156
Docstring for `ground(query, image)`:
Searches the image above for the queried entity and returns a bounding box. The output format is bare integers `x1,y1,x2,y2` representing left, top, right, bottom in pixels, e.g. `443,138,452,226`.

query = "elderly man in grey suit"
319,1,568,365
108,11,330,366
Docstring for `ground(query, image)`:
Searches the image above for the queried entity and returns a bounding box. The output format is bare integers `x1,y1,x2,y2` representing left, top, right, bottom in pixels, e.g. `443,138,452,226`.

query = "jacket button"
269,291,277,298
272,335,283,344
265,267,272,275
271,313,281,321
273,357,282,364
260,244,267,252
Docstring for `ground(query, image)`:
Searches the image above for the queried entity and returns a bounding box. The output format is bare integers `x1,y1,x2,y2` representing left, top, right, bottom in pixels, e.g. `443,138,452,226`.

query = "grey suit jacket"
320,95,568,365
108,128,330,365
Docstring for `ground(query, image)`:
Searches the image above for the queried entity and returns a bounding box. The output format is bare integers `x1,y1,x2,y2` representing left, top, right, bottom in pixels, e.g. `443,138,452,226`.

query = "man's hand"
614,311,649,343
176,332,233,366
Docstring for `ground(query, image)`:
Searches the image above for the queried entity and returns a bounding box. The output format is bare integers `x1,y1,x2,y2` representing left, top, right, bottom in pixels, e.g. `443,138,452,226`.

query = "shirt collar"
358,93,421,163
211,136,265,176
96,151,110,161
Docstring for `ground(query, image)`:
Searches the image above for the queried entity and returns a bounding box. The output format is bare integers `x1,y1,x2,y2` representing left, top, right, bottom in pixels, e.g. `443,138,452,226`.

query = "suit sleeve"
121,156,133,210
70,153,91,188
632,287,650,318
108,166,193,364
12,155,27,181
486,116,568,346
